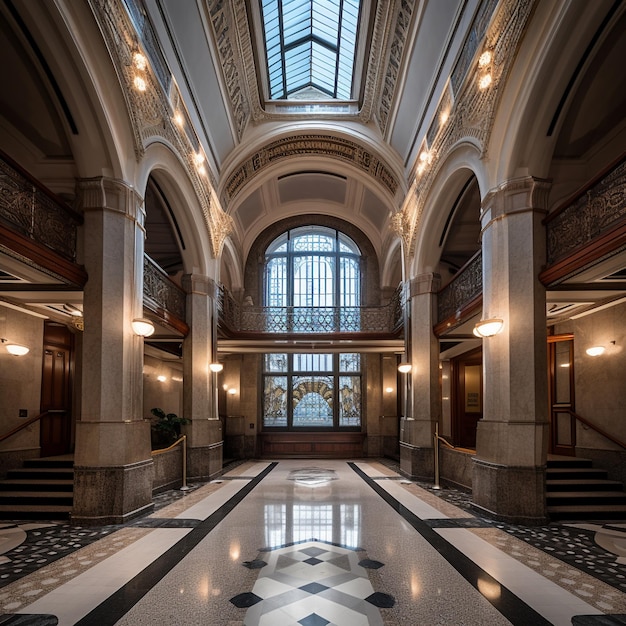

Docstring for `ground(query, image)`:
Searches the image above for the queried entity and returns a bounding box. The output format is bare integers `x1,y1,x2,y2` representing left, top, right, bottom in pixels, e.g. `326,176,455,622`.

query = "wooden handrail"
563,408,626,450
0,411,53,443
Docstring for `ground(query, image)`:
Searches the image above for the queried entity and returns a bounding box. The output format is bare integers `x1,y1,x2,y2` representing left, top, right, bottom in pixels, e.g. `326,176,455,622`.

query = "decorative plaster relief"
222,134,399,205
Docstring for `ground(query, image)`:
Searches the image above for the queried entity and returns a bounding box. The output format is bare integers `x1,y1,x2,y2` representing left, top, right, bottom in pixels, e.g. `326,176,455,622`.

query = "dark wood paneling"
260,432,365,458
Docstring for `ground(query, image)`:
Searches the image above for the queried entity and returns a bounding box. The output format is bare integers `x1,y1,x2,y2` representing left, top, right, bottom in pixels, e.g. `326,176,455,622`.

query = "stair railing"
0,411,50,444
564,408,626,450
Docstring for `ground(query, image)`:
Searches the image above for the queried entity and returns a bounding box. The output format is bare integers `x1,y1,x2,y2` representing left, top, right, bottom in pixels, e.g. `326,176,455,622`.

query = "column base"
72,458,154,525
471,457,547,525
399,442,434,480
187,442,223,481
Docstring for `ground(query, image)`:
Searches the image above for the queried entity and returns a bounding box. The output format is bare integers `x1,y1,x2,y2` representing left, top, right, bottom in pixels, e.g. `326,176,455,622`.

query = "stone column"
400,273,441,479
73,177,153,525
182,274,223,480
473,177,550,524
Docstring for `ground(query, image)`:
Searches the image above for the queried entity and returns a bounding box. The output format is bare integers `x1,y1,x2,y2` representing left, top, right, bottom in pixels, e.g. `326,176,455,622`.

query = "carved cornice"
222,134,399,206
88,0,233,257
402,0,535,256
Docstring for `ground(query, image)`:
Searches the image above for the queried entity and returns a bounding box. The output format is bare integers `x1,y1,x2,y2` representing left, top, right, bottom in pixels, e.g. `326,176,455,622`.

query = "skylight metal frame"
260,0,361,101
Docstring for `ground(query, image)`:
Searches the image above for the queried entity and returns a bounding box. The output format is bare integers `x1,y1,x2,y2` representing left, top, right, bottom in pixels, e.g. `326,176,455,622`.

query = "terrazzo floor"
1,459,626,625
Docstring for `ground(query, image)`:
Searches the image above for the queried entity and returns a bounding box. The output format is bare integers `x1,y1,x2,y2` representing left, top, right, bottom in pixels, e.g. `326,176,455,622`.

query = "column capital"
408,273,441,298
76,177,144,223
481,176,551,229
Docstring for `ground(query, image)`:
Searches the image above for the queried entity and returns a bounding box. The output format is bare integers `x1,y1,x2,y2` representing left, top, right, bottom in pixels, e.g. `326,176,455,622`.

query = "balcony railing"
218,285,403,336
545,156,626,265
437,251,482,324
143,255,186,329
0,150,82,262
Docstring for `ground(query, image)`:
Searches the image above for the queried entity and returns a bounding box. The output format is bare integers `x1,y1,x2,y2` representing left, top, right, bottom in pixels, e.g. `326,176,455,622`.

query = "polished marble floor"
2,459,626,625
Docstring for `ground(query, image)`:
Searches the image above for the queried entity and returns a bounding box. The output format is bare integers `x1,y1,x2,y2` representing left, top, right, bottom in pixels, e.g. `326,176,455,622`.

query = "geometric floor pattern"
231,540,394,626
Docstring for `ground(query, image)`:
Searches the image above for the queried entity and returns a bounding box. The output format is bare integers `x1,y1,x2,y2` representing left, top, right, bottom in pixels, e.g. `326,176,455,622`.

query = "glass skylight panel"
260,0,361,100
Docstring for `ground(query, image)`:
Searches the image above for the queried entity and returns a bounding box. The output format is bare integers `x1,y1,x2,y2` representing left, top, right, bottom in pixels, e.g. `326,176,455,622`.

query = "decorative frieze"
403,0,534,256
88,0,233,258
223,134,399,205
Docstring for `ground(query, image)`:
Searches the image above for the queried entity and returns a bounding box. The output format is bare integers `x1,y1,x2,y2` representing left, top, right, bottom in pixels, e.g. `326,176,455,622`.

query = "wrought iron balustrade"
143,254,186,322
546,156,626,265
0,150,81,262
437,251,482,324
218,285,403,336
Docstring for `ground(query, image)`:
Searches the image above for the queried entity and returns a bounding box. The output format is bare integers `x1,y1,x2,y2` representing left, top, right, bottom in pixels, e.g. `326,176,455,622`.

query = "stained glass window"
262,353,361,429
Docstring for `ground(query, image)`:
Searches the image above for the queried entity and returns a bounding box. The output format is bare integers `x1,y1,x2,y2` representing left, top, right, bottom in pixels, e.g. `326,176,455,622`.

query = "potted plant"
150,407,189,448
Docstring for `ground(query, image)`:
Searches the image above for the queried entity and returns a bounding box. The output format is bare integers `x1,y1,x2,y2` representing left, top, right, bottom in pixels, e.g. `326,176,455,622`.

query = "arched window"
262,226,362,430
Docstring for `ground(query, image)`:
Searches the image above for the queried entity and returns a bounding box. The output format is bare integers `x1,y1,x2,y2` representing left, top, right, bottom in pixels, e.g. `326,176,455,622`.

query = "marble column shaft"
400,273,441,479
182,274,222,480
473,176,550,523
73,177,153,524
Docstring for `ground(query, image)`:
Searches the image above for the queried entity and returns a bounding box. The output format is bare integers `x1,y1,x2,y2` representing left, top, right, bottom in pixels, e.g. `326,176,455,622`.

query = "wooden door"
452,348,482,449
548,334,576,455
40,324,73,457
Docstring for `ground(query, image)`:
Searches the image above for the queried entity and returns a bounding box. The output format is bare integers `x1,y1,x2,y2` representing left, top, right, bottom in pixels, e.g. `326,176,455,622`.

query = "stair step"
0,491,73,505
546,467,608,480
546,479,623,492
0,503,72,520
23,458,74,469
547,457,593,468
547,503,626,521
0,479,74,492
7,468,74,480
547,491,626,505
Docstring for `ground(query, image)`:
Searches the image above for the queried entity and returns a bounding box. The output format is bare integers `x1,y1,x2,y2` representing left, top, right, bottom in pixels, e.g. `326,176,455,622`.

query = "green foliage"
150,407,189,447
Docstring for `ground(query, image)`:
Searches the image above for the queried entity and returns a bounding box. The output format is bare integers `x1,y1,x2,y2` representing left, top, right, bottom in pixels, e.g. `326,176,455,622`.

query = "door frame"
548,333,576,456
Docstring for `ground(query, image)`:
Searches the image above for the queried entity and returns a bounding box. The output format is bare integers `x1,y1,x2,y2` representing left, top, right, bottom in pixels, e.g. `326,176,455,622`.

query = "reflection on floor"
0,459,626,625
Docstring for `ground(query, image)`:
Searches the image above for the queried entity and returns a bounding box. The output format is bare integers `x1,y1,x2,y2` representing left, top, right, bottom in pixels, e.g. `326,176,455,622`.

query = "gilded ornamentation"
547,158,626,264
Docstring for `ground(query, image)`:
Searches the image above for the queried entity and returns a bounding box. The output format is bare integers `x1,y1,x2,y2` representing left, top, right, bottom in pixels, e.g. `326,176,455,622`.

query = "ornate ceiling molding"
402,0,536,256
88,0,233,258
221,134,399,207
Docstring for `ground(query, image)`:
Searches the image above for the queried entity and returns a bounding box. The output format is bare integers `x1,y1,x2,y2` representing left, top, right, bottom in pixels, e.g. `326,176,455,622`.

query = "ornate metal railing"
437,251,482,323
0,150,82,262
218,285,403,336
143,254,186,321
546,156,626,264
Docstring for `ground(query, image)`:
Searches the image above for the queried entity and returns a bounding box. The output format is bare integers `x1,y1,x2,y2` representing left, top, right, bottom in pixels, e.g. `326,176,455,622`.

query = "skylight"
260,0,361,100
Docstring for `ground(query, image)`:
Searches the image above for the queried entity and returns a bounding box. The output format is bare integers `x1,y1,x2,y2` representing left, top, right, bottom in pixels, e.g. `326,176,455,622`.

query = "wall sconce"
473,318,504,338
585,346,605,357
228,388,237,395
397,362,412,418
385,387,394,393
157,375,167,382
1,338,29,356
132,318,155,337
209,362,223,373
397,363,412,374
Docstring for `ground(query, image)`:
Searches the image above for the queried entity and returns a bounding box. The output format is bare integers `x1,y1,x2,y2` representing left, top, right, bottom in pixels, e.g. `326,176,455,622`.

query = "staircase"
547,456,626,521
0,456,73,520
